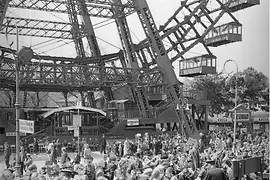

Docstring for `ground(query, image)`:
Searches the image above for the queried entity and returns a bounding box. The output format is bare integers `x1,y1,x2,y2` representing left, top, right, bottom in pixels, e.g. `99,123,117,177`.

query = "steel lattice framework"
0,0,260,137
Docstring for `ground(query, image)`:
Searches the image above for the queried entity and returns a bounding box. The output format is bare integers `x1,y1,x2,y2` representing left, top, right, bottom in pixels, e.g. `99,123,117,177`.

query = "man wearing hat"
100,134,107,155
149,159,170,180
127,153,143,174
197,158,228,180
0,169,14,180
60,168,74,180
84,155,95,180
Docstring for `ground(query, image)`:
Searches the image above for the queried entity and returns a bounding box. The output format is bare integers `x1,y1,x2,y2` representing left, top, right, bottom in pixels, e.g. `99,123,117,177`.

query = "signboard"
127,119,139,126
232,113,250,122
19,119,34,134
211,117,231,123
74,129,80,137
73,115,82,127
209,125,217,131
6,132,26,136
253,117,269,122
68,126,79,131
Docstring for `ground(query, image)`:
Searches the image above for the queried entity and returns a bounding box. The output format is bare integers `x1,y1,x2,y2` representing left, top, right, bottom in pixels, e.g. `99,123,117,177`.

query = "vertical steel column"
77,0,100,57
77,0,114,102
112,0,150,116
66,0,85,57
133,0,199,138
0,0,10,30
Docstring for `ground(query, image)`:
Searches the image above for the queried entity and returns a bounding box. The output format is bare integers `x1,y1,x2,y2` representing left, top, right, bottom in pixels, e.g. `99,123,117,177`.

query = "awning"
41,105,106,118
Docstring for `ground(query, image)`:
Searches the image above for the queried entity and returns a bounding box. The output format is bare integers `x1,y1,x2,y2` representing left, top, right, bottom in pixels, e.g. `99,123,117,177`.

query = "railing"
21,126,51,143
205,22,242,40
54,126,100,136
0,57,165,88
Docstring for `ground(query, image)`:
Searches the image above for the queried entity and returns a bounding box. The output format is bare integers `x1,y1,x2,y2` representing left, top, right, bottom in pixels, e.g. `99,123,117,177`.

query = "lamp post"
14,33,34,175
15,39,20,173
222,59,238,154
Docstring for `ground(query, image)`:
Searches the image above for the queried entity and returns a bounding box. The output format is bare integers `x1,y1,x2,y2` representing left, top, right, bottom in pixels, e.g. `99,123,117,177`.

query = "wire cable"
39,40,74,54
96,36,121,50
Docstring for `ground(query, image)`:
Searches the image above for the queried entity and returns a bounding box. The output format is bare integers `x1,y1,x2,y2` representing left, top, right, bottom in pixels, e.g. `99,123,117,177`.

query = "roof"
109,99,130,103
41,105,106,118
229,104,251,112
253,111,269,117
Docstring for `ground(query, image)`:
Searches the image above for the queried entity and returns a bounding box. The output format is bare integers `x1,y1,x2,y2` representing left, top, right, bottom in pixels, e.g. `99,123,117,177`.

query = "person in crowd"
84,156,96,180
24,153,33,171
0,169,14,180
0,129,268,180
20,146,27,175
123,138,130,156
34,138,39,155
55,139,62,157
60,147,70,166
4,142,11,169
100,134,107,155
49,141,57,165
72,150,81,165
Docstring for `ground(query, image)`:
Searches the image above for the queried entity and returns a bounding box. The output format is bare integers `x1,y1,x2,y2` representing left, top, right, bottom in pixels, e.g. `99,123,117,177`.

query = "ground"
0,151,103,174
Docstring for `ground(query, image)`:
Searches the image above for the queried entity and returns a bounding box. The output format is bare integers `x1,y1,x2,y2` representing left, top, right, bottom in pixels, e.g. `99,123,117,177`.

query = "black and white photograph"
0,0,269,179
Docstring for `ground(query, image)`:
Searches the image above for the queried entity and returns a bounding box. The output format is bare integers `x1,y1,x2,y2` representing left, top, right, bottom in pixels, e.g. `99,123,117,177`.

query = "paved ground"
0,151,103,174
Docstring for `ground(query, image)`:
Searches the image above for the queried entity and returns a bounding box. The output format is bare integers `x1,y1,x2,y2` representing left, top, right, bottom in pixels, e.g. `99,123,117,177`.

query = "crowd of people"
1,130,269,180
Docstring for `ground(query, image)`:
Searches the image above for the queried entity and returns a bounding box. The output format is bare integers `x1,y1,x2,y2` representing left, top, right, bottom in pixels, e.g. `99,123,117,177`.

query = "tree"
188,74,233,116
188,67,269,115
225,67,269,110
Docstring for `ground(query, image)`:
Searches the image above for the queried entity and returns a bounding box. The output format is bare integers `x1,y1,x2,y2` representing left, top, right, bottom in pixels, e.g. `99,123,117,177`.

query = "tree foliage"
189,67,269,115
226,67,269,108
189,74,233,116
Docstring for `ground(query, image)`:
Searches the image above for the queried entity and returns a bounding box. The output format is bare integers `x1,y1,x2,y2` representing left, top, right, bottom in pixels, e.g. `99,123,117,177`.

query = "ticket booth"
229,104,253,135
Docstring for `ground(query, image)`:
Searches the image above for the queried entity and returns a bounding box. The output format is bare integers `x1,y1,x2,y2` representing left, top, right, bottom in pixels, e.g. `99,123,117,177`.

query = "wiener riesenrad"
0,0,260,141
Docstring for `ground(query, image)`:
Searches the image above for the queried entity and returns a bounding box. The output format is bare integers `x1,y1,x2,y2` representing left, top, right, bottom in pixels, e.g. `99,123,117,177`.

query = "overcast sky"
1,0,269,78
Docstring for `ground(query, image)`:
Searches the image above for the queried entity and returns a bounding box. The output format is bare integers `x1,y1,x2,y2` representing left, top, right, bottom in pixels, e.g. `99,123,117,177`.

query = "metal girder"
0,45,121,64
78,0,101,57
1,16,75,39
0,58,164,92
112,0,150,117
135,0,240,66
134,0,199,138
66,0,86,57
0,0,10,30
8,0,135,19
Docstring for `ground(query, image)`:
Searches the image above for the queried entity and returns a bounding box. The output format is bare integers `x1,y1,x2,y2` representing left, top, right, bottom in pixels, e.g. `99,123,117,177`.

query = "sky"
1,0,269,79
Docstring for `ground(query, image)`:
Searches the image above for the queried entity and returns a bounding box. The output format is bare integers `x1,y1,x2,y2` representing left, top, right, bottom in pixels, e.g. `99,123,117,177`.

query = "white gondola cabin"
223,0,260,12
179,55,216,77
205,22,242,47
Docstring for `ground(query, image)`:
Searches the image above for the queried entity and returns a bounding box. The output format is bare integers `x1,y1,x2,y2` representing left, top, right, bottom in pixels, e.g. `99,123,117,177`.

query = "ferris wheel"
0,0,260,138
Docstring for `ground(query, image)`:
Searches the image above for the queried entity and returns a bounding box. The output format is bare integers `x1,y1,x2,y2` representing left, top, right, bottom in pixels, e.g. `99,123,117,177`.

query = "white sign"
212,118,231,122
253,117,269,122
6,132,26,136
127,119,139,126
209,125,217,131
19,119,34,134
74,129,80,137
68,126,79,131
232,113,250,122
73,115,82,127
